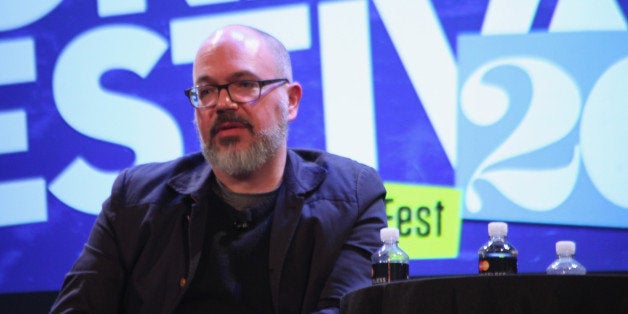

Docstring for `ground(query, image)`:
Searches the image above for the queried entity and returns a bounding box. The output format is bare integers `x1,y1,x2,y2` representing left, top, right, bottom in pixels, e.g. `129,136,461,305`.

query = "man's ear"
286,82,302,121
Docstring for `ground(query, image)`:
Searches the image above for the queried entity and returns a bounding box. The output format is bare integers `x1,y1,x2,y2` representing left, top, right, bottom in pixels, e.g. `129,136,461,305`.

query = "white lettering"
50,25,183,214
97,0,147,17
319,0,378,168
0,0,63,32
482,0,540,34
580,56,628,207
185,0,237,6
0,110,28,154
0,38,36,84
0,178,47,227
462,57,581,212
550,0,627,32
373,0,458,168
169,4,311,65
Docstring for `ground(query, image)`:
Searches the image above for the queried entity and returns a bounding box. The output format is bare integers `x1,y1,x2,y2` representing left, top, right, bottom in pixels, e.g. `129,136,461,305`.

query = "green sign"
384,182,462,259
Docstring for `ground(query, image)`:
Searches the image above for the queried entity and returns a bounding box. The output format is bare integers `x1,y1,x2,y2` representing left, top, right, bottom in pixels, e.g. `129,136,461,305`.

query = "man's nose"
214,88,238,111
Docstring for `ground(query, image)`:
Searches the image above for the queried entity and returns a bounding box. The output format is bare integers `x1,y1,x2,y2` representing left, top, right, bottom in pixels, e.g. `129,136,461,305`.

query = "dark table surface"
340,274,628,314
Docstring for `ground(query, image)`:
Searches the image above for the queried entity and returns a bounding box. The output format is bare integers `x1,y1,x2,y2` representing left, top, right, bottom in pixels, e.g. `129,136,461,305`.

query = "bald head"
193,25,293,81
190,25,303,184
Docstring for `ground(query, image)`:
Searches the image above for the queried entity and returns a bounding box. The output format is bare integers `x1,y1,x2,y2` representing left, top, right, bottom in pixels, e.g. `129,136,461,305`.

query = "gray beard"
198,113,287,177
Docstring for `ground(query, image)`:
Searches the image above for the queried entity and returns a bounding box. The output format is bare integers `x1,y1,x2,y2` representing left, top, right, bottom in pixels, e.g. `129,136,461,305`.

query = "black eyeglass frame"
184,78,289,109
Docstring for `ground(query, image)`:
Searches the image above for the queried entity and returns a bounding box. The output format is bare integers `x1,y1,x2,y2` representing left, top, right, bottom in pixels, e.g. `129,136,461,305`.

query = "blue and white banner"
1,0,627,293
458,31,628,228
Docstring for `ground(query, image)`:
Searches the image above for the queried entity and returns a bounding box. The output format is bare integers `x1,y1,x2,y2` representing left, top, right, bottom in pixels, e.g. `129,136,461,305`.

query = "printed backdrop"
1,0,627,293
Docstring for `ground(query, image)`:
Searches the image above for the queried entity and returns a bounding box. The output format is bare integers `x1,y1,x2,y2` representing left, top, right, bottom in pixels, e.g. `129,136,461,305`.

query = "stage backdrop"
1,0,627,293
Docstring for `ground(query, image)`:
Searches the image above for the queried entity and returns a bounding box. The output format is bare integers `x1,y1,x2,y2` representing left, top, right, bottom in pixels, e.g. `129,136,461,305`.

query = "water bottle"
546,240,587,275
478,222,518,275
372,227,409,284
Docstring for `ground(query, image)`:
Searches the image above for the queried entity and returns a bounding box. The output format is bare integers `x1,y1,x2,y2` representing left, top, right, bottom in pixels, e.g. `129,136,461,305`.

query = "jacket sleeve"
313,165,387,313
50,172,129,314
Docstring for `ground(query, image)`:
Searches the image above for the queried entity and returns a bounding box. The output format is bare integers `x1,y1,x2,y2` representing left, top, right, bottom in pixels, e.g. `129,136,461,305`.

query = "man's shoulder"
288,148,382,193
122,152,205,181
289,148,374,172
110,153,207,203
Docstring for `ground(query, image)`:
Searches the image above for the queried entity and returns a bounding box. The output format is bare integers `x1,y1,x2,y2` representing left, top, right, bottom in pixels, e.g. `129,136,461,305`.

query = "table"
340,275,628,314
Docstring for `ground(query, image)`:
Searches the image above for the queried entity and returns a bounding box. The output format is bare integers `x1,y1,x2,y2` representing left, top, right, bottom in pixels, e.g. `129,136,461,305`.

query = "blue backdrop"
1,0,627,293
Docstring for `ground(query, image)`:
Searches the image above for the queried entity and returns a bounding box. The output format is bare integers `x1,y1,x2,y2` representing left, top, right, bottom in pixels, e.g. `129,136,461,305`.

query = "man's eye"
199,87,216,97
235,81,257,89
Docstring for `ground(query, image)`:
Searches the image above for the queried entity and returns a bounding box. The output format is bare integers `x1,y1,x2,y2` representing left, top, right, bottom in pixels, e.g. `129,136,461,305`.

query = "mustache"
210,112,254,136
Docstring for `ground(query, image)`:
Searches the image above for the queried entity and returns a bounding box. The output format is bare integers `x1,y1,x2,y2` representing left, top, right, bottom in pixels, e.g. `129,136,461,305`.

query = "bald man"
51,25,387,314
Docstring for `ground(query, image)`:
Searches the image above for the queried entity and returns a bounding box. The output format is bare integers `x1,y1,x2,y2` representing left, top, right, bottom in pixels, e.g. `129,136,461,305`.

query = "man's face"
192,29,299,176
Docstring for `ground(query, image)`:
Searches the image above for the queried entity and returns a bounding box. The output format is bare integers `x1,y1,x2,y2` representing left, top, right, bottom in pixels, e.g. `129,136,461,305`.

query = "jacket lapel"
167,154,212,285
268,150,326,312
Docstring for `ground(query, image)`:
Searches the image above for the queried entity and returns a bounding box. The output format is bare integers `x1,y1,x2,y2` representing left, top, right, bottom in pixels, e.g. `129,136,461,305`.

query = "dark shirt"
174,178,279,313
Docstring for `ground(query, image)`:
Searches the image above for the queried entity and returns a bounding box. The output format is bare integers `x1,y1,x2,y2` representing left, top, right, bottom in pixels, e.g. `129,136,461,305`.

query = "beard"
197,109,288,177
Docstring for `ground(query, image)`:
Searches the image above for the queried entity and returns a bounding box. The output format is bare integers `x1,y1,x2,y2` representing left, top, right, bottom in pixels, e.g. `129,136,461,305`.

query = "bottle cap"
488,222,508,237
380,227,400,242
556,240,576,255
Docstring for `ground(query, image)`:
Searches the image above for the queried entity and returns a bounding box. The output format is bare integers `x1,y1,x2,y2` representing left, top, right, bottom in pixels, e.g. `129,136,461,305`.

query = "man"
51,25,387,314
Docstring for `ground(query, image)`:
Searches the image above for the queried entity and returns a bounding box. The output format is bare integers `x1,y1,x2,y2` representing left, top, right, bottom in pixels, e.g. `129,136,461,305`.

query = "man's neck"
213,146,287,194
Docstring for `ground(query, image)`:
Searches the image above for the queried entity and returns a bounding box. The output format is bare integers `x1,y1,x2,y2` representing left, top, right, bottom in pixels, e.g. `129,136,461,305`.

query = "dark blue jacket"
51,149,387,313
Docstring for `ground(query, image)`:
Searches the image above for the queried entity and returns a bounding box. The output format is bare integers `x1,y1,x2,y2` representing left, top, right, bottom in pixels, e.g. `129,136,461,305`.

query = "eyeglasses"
184,78,289,109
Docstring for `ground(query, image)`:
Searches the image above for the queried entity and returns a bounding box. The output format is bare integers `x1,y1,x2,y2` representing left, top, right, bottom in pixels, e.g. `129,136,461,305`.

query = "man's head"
191,25,302,177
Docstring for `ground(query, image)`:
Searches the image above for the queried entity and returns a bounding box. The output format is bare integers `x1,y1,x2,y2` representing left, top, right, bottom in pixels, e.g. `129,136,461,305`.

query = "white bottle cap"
380,227,400,242
488,222,508,237
556,240,576,255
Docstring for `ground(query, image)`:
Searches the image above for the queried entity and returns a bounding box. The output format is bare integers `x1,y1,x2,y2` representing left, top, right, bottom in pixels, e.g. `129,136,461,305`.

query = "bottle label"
372,263,409,284
478,255,517,275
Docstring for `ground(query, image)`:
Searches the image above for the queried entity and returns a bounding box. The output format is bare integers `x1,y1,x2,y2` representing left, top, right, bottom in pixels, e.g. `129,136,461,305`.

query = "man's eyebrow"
194,71,259,85
194,75,213,85
228,71,258,81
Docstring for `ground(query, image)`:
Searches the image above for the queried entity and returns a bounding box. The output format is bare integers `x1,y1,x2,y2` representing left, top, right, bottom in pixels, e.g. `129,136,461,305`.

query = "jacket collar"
167,150,327,198
282,149,326,196
167,153,212,199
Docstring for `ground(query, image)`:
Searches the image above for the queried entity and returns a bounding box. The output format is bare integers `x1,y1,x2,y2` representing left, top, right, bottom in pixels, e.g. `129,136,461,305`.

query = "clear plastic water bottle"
546,240,587,275
372,227,409,284
478,222,518,275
